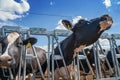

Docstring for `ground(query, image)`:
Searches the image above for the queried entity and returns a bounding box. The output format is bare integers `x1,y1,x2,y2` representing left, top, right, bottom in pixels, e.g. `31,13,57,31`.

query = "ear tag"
26,41,31,48
87,51,90,55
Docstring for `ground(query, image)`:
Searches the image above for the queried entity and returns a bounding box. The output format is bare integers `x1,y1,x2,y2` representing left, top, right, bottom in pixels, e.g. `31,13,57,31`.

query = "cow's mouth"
0,61,10,68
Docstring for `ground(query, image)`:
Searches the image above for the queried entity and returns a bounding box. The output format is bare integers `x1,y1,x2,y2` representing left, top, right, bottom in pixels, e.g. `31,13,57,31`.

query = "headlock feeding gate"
0,25,120,80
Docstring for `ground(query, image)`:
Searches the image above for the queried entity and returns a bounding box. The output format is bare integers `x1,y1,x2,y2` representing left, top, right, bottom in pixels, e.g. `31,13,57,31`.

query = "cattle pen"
0,25,120,80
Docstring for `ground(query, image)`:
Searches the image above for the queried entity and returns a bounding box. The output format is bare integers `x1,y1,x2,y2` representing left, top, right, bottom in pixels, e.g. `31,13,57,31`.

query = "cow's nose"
7,58,13,63
0,56,13,66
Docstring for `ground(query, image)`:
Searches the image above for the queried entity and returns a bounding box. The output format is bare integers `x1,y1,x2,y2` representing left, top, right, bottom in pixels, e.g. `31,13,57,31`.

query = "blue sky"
16,0,119,31
0,0,120,49
0,0,120,32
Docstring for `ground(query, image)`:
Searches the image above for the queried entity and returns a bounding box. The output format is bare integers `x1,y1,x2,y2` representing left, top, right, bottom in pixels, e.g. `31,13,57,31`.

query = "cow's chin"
0,63,10,69
0,65,9,69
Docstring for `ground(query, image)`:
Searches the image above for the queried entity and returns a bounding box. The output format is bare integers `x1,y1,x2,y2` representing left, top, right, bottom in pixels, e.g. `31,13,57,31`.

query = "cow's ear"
23,37,37,48
62,20,73,30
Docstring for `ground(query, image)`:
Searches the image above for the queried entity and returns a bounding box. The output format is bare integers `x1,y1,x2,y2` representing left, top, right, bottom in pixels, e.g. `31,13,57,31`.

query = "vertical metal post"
32,46,45,79
93,43,99,80
27,30,31,38
97,40,113,74
82,49,94,75
23,46,27,80
54,31,70,79
8,68,13,80
1,27,5,37
77,54,80,80
18,45,23,80
109,38,118,78
73,58,76,80
47,35,51,80
52,36,55,80
96,41,102,79
112,39,120,76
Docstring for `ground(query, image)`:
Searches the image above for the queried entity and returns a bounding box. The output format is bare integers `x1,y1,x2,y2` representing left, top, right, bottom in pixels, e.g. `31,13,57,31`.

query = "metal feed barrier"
0,25,120,80
0,26,72,80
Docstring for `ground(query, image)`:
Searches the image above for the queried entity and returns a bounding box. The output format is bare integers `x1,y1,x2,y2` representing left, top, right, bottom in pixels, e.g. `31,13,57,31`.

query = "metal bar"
112,38,120,76
18,45,24,80
47,35,51,80
98,40,114,74
32,46,45,79
93,43,99,80
82,49,94,75
23,46,27,80
73,58,76,80
8,68,14,80
96,41,102,79
77,54,80,80
109,38,118,78
54,34,70,79
52,37,55,80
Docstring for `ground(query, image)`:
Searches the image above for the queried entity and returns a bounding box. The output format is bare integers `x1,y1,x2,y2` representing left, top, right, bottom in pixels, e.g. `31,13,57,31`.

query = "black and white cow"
41,14,113,80
0,32,46,79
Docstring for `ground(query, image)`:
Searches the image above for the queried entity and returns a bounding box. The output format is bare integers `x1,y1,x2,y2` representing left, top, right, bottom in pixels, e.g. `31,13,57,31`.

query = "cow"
41,14,113,80
74,46,119,79
105,45,120,76
0,32,46,79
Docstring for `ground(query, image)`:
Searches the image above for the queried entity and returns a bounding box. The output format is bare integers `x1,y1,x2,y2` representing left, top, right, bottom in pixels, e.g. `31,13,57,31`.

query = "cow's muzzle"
100,14,113,31
0,56,13,68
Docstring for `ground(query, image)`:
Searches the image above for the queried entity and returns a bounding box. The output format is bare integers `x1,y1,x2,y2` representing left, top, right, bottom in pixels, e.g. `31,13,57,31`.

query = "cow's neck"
59,34,76,65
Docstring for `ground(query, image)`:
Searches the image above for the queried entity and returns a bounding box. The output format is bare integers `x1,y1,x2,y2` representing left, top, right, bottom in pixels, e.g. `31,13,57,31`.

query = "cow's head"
0,32,23,68
62,14,113,52
0,32,37,68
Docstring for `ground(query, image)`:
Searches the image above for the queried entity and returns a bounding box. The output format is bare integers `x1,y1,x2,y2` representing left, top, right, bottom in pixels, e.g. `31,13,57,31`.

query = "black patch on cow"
1,38,8,54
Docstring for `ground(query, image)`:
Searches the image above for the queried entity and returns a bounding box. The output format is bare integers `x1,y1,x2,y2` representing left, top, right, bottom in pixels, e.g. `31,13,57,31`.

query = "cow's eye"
16,42,23,47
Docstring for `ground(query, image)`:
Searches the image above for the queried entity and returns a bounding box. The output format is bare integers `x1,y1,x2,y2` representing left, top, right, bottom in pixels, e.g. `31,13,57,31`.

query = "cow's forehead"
7,32,20,43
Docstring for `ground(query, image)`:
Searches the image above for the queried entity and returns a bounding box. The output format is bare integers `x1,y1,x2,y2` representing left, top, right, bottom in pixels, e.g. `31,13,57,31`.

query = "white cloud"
55,20,68,30
0,21,17,28
0,0,30,21
72,16,83,25
117,1,120,5
50,1,55,6
103,0,112,8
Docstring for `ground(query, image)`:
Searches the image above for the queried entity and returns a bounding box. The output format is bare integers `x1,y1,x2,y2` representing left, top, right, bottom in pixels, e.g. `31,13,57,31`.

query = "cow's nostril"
8,58,13,62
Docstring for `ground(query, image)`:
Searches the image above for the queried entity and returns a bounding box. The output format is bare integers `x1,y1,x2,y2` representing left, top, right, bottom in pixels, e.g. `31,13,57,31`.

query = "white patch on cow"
74,45,86,58
1,32,20,57
7,32,20,44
